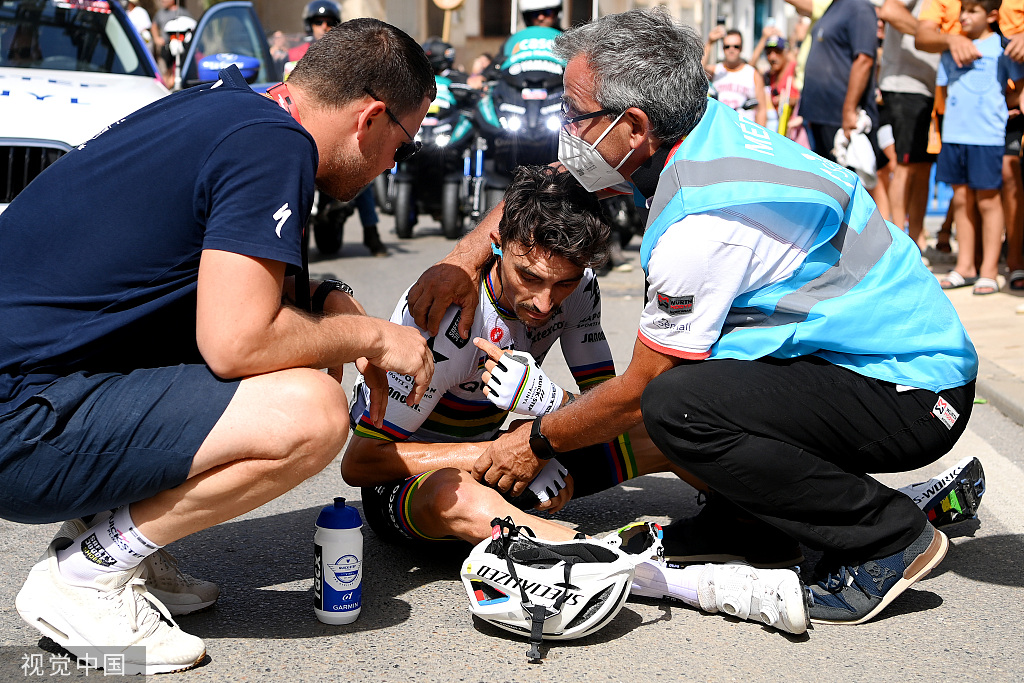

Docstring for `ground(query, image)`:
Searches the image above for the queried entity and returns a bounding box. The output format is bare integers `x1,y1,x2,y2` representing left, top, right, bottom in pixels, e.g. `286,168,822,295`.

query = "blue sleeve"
849,0,880,59
196,121,316,269
1002,54,1024,86
936,54,949,86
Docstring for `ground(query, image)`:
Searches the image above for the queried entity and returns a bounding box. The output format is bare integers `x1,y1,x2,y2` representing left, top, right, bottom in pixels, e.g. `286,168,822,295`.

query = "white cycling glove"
484,350,565,416
528,458,569,503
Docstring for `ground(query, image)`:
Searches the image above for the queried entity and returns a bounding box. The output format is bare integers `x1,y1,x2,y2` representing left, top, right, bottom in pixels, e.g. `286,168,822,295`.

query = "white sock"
57,506,162,585
635,561,707,609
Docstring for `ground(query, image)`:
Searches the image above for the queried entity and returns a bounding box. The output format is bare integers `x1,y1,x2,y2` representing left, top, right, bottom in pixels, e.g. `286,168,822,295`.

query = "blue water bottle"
313,497,363,624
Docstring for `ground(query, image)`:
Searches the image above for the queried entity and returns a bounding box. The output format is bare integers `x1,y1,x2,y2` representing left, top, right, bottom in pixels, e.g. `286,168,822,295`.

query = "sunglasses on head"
364,87,421,163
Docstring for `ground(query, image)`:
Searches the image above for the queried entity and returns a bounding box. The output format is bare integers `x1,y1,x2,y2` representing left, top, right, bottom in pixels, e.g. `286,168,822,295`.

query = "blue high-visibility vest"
640,99,977,392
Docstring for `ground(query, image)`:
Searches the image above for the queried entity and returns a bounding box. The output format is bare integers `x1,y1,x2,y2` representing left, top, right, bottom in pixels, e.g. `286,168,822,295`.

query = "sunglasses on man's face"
364,88,421,163
311,17,338,27
723,44,742,50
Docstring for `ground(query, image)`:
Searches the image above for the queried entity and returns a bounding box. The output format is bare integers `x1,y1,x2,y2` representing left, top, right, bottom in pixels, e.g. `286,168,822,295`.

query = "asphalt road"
1,214,1022,682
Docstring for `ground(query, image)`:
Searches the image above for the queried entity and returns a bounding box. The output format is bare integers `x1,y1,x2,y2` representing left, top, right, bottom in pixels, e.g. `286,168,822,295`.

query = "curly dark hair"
288,18,436,117
497,166,610,268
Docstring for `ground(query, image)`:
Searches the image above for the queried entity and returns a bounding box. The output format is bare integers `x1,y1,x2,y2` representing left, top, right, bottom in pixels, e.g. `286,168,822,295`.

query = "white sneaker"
16,539,206,675
55,518,219,615
632,561,810,635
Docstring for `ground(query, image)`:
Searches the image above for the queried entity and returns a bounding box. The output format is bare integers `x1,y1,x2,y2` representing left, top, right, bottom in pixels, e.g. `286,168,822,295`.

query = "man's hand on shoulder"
948,32,982,67
1006,34,1024,63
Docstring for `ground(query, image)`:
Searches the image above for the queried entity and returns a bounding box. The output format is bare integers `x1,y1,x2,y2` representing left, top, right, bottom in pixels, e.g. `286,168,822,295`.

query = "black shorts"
361,439,626,546
880,91,935,164
1005,115,1024,157
0,365,238,524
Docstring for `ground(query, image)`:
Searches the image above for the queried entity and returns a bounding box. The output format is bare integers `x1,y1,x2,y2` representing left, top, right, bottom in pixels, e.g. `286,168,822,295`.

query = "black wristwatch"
312,279,354,314
529,417,557,460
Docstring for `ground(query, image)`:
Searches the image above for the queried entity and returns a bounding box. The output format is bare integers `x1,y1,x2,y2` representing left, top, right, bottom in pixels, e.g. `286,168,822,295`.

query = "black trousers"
641,356,974,563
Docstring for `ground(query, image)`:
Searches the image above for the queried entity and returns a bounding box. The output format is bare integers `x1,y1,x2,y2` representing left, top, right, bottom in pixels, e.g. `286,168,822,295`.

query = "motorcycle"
474,68,564,208
384,76,477,240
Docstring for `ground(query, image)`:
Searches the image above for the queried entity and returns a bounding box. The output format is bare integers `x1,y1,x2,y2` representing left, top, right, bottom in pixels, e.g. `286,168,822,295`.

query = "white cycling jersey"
351,268,615,443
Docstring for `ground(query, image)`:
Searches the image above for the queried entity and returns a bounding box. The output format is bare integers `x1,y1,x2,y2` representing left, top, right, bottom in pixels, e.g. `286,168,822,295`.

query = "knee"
418,469,500,523
276,369,350,472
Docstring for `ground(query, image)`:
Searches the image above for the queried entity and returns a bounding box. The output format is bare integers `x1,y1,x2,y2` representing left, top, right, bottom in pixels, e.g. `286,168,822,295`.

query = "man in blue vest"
405,8,978,627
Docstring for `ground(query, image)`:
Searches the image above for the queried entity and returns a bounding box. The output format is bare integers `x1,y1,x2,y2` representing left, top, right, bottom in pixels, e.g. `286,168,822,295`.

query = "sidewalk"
928,256,1024,426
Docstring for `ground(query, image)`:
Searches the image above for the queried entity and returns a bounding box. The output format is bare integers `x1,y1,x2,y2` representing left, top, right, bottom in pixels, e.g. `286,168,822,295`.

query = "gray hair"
553,8,708,144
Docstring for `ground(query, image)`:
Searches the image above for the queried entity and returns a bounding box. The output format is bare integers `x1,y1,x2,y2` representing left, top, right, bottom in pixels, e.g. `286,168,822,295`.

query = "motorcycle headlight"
435,133,451,147
545,115,562,132
506,116,522,132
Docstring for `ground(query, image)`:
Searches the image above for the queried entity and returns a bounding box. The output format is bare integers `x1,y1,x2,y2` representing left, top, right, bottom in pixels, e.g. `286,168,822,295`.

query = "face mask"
558,111,636,192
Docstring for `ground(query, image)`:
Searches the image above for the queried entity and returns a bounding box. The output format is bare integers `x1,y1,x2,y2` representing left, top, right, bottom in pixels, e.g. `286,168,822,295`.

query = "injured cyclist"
340,165,977,635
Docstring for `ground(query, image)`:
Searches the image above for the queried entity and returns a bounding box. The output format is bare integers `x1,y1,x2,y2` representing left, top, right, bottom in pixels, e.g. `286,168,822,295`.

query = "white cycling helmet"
460,518,636,661
520,0,562,13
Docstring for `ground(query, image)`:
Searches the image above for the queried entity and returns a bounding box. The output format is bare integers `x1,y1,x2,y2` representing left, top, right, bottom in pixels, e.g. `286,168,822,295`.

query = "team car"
0,0,277,214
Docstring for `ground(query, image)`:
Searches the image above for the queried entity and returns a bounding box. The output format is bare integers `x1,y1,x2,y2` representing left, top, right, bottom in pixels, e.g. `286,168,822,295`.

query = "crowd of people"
703,0,1024,296
0,0,994,675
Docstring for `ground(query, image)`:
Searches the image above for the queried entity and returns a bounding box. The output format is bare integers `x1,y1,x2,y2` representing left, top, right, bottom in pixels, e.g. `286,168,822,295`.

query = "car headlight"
545,115,562,132
435,133,451,147
506,116,522,132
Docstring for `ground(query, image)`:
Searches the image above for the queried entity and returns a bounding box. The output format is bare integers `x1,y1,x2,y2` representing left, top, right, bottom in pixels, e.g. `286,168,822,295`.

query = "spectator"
917,0,1024,285
151,0,192,60
269,29,289,77
877,0,939,252
123,0,152,46
936,0,1024,294
703,27,769,126
754,30,800,132
467,52,493,89
800,0,892,217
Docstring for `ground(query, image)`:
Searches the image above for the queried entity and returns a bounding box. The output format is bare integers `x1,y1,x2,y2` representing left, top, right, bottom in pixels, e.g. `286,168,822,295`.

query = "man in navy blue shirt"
0,18,435,674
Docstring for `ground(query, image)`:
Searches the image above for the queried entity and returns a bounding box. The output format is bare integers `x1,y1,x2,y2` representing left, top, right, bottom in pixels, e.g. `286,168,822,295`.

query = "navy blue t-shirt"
0,66,317,411
800,0,880,128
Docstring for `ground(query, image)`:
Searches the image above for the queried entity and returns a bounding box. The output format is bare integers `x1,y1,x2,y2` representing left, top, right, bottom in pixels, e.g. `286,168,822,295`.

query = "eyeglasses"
310,17,339,27
723,44,742,49
559,100,617,134
364,87,421,163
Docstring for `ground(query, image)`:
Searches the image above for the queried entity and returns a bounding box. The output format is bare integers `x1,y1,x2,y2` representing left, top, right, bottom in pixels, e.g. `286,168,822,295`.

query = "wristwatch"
529,417,557,460
312,279,354,314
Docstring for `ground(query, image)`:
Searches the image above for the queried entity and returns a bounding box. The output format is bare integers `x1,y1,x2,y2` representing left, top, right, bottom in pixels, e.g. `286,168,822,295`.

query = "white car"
0,0,278,214
0,0,167,214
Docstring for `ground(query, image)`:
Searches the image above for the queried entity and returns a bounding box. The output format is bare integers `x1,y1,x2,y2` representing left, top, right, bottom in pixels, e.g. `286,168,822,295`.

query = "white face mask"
558,111,636,192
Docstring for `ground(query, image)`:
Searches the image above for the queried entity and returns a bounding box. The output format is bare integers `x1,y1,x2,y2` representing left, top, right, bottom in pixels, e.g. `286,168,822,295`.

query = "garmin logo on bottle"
326,555,361,589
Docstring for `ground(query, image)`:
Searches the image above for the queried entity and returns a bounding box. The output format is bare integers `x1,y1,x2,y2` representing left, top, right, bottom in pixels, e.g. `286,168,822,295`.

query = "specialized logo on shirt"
932,397,960,430
657,292,694,316
80,534,117,567
273,203,292,238
445,311,469,349
490,327,504,343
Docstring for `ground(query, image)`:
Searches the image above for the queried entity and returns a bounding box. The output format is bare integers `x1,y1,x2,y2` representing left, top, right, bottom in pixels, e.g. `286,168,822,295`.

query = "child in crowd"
936,0,1024,294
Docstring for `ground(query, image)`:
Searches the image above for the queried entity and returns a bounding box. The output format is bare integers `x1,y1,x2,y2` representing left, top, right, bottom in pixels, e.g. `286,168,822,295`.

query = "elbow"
197,331,260,379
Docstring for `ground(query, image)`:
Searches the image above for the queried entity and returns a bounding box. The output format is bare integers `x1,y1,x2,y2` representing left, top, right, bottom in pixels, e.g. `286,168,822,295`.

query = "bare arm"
878,0,918,35
843,53,874,138
471,337,681,496
786,0,815,18
916,19,981,66
754,69,769,127
341,435,485,487
196,249,433,403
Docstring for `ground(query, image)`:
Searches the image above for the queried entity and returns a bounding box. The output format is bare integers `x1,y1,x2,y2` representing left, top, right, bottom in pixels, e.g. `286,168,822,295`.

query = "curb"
975,357,1024,427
